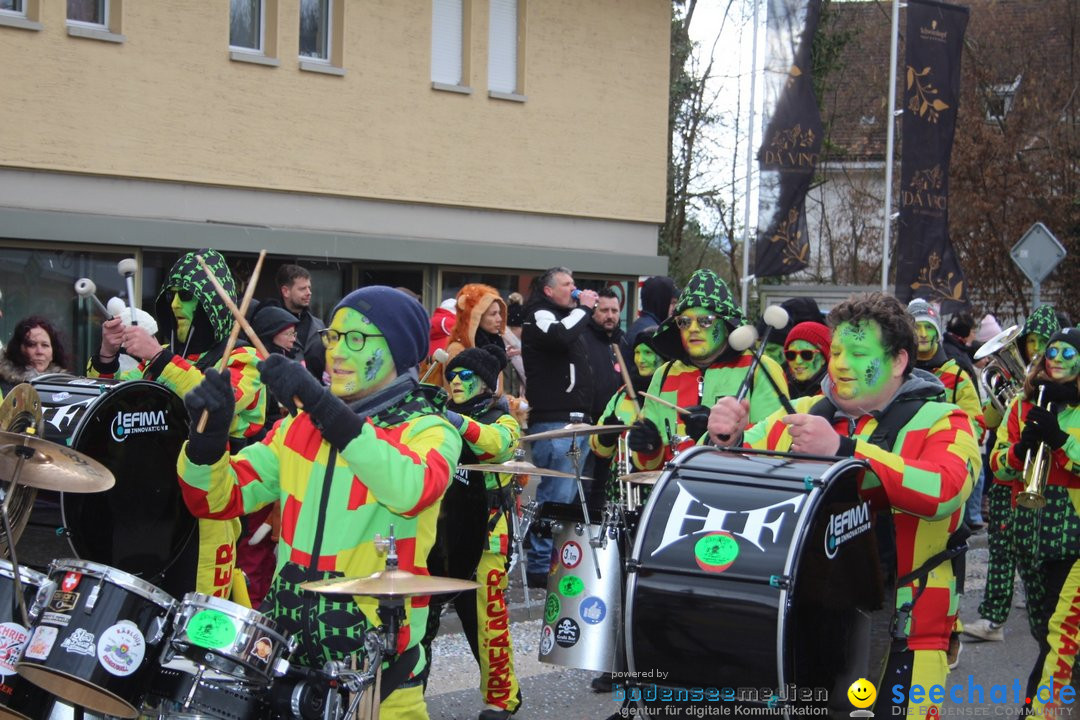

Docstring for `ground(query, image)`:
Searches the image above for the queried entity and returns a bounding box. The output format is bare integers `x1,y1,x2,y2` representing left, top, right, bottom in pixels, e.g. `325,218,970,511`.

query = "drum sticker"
694,532,740,573
0,623,29,675
61,628,96,656
539,625,555,656
185,609,239,650
52,392,72,402
250,636,273,665
110,409,169,442
61,572,81,592
579,596,607,625
40,612,71,628
97,621,145,677
558,575,584,598
544,594,561,624
24,626,57,661
825,501,873,559
554,618,580,648
49,591,79,613
560,541,582,569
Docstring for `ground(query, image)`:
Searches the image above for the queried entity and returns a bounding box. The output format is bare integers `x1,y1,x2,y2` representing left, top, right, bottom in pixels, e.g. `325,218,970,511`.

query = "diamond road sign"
1010,222,1067,285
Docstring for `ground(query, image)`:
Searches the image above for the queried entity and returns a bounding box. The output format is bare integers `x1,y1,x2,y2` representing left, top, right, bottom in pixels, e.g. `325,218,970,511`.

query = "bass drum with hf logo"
624,446,896,715
31,375,195,599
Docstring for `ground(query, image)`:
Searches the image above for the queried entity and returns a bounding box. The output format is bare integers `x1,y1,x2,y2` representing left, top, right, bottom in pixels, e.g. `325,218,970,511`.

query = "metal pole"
881,0,902,294
1034,281,1041,307
739,0,762,314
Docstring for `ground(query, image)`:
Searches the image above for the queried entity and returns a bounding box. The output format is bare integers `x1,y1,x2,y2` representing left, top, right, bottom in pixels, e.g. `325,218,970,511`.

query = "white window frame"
487,0,525,102
985,75,1021,124
66,0,123,43
299,0,329,61
230,0,279,67
0,0,41,31
299,0,344,76
431,0,471,93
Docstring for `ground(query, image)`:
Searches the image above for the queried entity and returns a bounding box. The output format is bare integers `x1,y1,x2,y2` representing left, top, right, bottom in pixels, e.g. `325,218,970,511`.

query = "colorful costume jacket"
744,373,979,651
918,351,984,438
178,383,461,674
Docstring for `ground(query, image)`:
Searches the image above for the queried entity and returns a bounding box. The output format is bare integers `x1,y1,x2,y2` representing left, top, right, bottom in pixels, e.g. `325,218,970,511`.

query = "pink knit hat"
784,321,832,358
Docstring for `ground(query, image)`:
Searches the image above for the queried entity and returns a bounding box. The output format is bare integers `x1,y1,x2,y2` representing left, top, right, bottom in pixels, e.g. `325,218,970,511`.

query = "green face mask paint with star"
829,320,896,402
677,307,728,364
786,339,825,383
170,288,198,342
915,321,939,360
448,366,485,404
325,307,395,400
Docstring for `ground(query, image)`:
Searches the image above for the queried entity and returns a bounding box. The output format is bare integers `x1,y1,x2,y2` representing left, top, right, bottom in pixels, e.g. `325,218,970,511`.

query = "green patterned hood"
154,249,236,354
652,269,746,362
1021,304,1060,342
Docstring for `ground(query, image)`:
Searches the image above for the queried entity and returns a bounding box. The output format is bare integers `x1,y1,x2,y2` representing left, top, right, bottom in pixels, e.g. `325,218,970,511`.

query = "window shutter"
487,0,517,93
431,0,463,85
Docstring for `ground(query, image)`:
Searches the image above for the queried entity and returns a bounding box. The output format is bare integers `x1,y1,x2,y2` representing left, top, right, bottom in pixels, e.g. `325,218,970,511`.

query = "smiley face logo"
847,678,877,709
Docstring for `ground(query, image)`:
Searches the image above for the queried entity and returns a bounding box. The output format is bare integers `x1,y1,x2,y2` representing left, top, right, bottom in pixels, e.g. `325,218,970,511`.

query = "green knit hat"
652,269,744,361
1022,304,1061,341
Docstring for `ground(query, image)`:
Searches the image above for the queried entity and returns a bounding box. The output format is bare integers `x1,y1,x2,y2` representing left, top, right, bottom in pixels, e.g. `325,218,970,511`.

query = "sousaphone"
0,384,44,555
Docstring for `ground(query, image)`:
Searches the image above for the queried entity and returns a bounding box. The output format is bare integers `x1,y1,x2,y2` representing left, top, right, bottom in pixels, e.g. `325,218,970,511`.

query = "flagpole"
882,0,901,294
740,0,761,314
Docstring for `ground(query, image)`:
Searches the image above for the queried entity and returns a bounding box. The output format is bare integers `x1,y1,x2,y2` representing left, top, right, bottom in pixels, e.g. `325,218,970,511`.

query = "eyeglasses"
171,288,194,303
785,349,820,363
280,329,298,339
674,314,719,330
318,329,384,352
446,369,476,382
1046,346,1077,361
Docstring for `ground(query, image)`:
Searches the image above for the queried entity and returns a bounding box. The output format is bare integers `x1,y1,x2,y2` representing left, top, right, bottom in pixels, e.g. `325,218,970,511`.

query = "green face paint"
915,321,939,360
763,342,785,368
633,344,660,378
326,308,395,400
1026,333,1049,362
170,289,198,342
448,366,484,404
786,339,825,382
677,307,728,364
1045,341,1080,383
829,321,896,403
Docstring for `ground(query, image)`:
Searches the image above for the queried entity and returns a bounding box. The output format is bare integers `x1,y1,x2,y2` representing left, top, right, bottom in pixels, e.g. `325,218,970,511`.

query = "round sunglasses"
785,349,821,362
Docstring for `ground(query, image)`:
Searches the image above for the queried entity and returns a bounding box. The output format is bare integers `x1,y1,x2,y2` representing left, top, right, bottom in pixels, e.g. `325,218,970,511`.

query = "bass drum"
32,375,195,599
626,447,895,714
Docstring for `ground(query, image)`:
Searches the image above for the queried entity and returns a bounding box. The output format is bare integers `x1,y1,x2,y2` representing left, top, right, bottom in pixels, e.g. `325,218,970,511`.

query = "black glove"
595,413,623,448
258,354,326,416
1026,405,1069,449
184,369,235,465
683,405,711,442
1013,421,1042,461
627,418,661,453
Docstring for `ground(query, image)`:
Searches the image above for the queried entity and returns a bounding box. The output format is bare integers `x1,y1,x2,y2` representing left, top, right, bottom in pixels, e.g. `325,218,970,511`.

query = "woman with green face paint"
782,322,831,399
989,327,1080,714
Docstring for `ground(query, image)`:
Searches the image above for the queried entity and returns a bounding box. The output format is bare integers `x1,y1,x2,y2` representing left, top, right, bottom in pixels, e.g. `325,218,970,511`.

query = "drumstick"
610,343,642,418
639,391,692,416
195,251,266,433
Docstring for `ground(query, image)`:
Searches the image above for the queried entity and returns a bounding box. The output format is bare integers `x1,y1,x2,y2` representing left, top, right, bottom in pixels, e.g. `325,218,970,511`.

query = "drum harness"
806,395,971,642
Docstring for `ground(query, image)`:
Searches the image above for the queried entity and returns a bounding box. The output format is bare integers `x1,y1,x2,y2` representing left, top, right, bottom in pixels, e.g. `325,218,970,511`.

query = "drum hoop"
48,558,176,610
179,592,287,642
0,558,48,587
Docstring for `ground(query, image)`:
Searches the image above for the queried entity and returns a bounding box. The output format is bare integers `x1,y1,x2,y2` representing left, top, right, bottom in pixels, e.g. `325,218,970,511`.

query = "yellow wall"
0,0,669,223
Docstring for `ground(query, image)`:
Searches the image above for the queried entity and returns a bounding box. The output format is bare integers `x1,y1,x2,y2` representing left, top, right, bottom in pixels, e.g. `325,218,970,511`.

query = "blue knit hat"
332,286,429,374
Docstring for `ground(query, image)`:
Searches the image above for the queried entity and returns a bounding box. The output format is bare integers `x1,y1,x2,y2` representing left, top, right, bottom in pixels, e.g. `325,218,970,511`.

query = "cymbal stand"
563,429,601,580
509,483,535,616
0,434,34,628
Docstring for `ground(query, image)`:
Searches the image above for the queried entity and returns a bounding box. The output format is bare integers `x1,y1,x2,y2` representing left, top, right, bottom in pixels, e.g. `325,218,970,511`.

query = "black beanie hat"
251,305,297,343
449,345,507,391
1047,327,1080,355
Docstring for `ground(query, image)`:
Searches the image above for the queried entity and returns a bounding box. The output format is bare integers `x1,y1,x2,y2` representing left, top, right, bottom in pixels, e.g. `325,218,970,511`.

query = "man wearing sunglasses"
628,268,788,471
180,285,461,719
90,248,266,603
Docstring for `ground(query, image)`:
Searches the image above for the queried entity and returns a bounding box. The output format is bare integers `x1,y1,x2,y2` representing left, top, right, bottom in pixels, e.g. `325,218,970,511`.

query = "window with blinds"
431,0,464,86
487,0,517,94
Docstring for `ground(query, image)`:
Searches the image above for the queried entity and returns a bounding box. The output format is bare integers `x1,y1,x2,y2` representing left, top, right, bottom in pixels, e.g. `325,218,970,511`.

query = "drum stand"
509,484,535,616
562,428,603,580
0,433,36,628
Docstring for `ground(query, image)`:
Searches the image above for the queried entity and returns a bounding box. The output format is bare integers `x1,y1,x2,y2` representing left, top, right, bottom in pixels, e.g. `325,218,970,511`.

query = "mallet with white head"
74,278,112,319
419,348,451,385
117,258,139,326
734,305,795,412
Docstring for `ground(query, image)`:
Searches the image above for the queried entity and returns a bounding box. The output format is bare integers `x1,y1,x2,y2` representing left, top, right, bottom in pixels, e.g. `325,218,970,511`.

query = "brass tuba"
1017,385,1051,509
974,324,1028,415
0,384,44,554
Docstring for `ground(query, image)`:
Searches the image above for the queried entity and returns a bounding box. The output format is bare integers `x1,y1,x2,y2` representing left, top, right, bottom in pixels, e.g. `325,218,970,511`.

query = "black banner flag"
894,0,969,311
754,0,823,278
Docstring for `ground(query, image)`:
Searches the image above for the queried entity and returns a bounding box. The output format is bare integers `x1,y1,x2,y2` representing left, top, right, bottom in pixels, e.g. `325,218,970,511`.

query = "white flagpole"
881,0,902,294
739,0,761,314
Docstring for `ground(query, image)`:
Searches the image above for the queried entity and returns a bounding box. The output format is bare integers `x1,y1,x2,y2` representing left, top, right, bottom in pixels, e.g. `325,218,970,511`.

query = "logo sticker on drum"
61,628,96,657
539,626,555,656
579,597,607,625
0,623,29,675
97,621,145,676
557,576,584,598
554,618,580,648
185,609,239,650
694,532,740,573
109,409,169,442
49,592,79,613
24,626,57,661
560,541,582,569
250,637,273,665
40,612,71,628
825,501,873,559
61,572,81,592
544,594,560,624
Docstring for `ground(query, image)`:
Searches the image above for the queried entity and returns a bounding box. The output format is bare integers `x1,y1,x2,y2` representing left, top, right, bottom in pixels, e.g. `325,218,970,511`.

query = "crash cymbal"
520,423,631,442
618,471,662,486
299,569,481,598
457,460,584,479
0,430,114,493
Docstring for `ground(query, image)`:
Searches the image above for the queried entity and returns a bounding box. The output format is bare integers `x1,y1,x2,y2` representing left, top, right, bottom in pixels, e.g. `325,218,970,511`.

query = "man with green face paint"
709,293,981,717
179,286,461,719
908,299,983,437
627,269,787,471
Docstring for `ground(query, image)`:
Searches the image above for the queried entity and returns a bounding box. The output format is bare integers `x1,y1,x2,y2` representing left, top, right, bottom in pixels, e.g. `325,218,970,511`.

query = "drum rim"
15,661,139,718
177,592,289,643
0,558,48,586
48,558,176,610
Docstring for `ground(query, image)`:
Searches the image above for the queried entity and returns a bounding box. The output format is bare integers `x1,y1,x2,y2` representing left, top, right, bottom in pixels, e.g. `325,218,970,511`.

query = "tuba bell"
0,384,44,554
974,324,1028,415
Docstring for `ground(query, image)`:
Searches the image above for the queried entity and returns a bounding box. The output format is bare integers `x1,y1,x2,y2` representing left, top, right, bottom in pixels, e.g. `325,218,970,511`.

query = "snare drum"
164,593,291,685
32,375,194,598
0,560,56,720
16,559,176,719
625,447,895,712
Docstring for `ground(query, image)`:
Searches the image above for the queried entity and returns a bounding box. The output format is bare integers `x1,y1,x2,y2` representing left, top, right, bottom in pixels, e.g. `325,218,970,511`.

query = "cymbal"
619,471,662,486
520,423,631,442
0,430,114,493
457,460,583,479
299,569,481,598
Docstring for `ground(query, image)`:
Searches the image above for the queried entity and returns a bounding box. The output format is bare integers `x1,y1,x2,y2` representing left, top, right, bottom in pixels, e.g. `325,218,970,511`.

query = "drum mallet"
419,348,450,384
638,392,691,416
194,251,266,433
610,343,642,419
117,258,139,326
74,278,112,319
732,306,796,413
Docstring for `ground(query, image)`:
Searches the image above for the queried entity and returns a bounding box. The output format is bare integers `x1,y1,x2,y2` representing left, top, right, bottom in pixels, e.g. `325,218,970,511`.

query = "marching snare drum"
625,447,895,712
0,559,56,720
32,375,194,598
16,559,176,719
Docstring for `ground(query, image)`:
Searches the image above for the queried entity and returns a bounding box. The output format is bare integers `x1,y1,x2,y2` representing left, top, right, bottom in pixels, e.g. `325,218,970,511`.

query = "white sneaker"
963,618,1005,642
947,635,963,670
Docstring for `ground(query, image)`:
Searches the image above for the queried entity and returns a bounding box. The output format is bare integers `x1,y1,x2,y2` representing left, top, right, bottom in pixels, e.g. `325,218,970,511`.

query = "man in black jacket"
261,264,326,382
582,288,626,506
521,266,598,588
